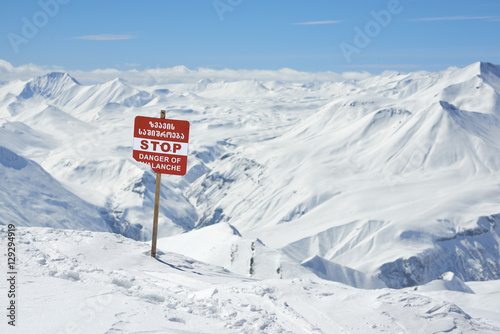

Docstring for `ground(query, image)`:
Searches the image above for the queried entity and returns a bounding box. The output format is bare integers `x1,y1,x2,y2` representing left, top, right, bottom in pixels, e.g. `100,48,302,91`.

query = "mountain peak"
460,61,500,77
19,72,80,99
110,77,128,84
39,72,80,85
479,61,500,78
100,77,135,91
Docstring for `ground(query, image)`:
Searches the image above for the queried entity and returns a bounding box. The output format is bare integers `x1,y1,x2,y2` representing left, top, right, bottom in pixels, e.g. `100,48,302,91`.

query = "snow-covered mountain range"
1,61,500,293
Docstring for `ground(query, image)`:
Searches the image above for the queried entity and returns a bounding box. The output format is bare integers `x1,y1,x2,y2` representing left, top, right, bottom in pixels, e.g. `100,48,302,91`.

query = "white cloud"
0,59,15,72
0,59,63,81
73,34,136,41
0,59,372,85
70,67,357,85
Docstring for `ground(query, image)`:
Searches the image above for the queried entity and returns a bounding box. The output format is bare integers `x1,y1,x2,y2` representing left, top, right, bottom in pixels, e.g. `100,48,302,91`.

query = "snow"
2,60,500,331
416,272,474,294
157,223,314,281
1,226,499,333
0,146,110,232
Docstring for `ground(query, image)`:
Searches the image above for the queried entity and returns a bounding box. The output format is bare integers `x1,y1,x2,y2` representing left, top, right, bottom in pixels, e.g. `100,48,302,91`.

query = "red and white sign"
133,116,190,175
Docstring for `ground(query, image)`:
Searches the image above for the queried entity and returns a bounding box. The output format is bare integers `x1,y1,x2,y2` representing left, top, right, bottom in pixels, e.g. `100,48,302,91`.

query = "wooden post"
151,110,166,258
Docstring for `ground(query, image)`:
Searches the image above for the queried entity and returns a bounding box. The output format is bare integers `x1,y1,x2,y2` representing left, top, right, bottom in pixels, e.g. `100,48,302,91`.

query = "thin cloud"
411,16,500,22
73,34,136,41
293,20,342,25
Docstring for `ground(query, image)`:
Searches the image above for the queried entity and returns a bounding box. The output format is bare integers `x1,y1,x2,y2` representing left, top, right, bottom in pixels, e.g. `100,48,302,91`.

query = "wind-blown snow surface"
1,226,500,333
1,61,500,295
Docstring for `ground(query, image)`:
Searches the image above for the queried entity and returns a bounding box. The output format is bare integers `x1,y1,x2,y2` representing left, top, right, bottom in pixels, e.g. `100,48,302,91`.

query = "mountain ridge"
19,72,81,100
1,62,500,288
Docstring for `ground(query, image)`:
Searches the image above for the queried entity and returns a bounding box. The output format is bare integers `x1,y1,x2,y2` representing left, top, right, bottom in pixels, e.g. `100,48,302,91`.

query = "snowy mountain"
1,61,500,296
19,72,81,100
185,61,500,287
0,146,109,232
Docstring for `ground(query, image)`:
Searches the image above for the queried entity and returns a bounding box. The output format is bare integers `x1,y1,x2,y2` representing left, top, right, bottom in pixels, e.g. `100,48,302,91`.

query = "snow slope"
1,61,500,291
1,226,499,334
157,223,385,289
0,146,110,232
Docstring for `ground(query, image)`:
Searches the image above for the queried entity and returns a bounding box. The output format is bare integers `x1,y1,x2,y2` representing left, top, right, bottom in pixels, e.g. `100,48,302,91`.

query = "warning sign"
133,116,190,175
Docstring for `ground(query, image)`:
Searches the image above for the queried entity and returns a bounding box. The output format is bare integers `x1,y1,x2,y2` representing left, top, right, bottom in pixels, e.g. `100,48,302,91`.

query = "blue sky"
1,0,500,73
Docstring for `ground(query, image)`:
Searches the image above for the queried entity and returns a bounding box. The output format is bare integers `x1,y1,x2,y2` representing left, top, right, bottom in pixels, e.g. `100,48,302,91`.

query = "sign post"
150,110,164,258
133,110,190,258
